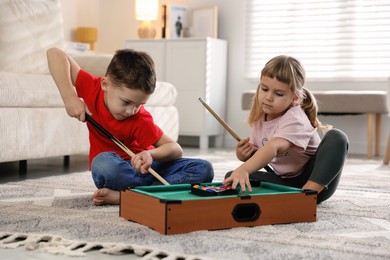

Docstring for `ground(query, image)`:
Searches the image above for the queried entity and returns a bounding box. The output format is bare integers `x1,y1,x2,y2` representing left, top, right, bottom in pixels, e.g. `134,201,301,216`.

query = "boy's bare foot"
92,188,120,206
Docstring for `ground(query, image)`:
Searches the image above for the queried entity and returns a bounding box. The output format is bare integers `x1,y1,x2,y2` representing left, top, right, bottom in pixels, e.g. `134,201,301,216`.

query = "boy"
47,48,214,205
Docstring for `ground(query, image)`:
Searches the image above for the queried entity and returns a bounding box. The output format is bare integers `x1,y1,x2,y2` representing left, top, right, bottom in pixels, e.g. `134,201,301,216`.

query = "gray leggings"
225,129,349,203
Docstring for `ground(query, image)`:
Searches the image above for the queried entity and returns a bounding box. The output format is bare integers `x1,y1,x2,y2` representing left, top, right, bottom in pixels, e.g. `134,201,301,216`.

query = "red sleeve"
129,106,164,151
75,69,102,112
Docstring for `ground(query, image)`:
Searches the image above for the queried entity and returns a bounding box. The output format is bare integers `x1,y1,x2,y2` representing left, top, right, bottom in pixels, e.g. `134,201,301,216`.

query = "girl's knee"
327,129,349,151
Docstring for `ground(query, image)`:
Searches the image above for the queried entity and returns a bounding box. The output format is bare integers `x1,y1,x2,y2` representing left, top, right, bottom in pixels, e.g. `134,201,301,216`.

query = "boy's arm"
149,134,183,161
47,47,90,122
130,134,183,174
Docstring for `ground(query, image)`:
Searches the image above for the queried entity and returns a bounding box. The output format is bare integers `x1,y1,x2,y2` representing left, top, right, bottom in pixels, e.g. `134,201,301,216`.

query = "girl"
223,55,348,203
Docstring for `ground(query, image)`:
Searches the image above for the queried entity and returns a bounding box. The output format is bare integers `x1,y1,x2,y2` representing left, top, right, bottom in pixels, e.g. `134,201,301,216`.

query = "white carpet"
0,151,389,259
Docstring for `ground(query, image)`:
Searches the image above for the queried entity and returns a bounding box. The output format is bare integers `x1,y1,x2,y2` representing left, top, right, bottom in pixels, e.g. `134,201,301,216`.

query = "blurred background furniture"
312,91,387,159
0,0,89,171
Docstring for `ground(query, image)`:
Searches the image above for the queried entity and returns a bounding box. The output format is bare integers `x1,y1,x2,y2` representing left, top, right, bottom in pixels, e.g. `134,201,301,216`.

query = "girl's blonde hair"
247,55,329,130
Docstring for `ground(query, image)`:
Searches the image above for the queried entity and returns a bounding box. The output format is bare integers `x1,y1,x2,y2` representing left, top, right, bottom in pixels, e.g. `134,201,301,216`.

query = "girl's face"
257,76,297,121
101,77,150,120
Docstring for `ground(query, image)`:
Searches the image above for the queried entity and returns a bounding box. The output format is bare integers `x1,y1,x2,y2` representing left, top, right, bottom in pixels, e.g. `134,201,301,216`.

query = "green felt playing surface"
128,182,304,201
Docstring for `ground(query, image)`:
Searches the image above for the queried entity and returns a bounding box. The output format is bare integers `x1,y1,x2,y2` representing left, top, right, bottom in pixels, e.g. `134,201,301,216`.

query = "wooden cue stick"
198,97,241,141
198,98,274,173
85,114,170,185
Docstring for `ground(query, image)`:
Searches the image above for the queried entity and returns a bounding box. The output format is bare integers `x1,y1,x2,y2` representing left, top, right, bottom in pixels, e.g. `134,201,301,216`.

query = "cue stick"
85,114,170,185
198,97,273,173
198,97,241,142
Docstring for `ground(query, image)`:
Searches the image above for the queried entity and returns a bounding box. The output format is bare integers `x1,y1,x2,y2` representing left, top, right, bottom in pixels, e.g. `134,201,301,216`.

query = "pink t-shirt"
250,104,320,178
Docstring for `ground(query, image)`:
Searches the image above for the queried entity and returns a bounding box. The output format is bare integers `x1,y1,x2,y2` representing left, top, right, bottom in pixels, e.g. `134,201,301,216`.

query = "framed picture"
191,6,218,38
167,4,188,39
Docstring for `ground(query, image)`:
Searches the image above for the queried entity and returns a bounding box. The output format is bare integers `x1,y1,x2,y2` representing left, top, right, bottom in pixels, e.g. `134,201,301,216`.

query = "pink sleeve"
273,107,316,151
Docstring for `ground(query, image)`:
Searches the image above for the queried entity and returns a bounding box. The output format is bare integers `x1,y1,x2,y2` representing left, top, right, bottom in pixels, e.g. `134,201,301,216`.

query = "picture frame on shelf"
167,4,188,39
191,6,218,38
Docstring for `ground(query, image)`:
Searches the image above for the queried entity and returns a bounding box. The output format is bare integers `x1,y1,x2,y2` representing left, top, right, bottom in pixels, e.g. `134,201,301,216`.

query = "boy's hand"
63,96,91,122
236,137,257,161
131,151,153,174
222,166,252,192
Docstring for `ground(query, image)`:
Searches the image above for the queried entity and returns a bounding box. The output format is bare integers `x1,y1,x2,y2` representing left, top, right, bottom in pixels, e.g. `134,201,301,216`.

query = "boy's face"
101,77,151,120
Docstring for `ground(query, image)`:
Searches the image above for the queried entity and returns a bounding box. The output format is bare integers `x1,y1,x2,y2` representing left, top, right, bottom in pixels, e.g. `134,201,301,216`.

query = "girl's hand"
222,166,252,192
236,137,257,161
131,151,153,174
63,96,91,122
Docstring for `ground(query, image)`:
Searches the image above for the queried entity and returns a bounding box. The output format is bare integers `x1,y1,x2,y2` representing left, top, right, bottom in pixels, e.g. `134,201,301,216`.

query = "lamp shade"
135,0,158,21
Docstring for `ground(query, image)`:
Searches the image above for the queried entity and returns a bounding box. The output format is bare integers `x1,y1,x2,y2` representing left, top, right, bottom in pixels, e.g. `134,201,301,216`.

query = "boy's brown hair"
105,49,156,94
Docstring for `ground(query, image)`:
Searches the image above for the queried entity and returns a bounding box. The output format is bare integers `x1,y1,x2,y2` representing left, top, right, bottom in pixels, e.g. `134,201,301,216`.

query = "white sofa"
0,0,178,169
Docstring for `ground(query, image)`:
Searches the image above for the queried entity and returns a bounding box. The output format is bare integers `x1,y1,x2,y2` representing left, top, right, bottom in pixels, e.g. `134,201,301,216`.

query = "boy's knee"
190,159,213,182
91,152,116,176
202,160,214,182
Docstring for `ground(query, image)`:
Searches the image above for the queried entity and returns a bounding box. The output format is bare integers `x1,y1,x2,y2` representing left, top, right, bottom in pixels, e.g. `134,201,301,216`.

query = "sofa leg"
19,160,27,176
64,155,70,169
383,132,390,165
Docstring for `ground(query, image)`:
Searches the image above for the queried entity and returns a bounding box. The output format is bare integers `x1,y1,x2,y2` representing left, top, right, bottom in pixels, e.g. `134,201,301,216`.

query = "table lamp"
135,0,158,38
75,27,98,50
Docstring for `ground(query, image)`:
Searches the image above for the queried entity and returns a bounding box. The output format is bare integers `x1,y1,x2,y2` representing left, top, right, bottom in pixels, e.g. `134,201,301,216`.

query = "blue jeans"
91,152,214,190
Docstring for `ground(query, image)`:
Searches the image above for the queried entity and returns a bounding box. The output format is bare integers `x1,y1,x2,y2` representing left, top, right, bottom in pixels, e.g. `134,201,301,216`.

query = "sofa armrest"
72,53,113,77
146,81,177,106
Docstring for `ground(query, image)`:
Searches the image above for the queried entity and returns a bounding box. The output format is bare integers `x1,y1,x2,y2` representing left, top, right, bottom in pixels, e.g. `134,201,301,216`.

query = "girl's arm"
131,134,183,174
223,137,293,192
47,47,90,122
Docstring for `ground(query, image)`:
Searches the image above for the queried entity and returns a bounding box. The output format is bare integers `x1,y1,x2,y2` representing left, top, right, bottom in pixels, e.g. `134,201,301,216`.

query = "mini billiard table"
119,181,317,235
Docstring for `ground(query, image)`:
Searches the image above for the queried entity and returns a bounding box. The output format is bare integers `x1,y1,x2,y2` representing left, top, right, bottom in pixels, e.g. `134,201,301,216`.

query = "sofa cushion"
0,107,89,162
0,0,64,74
72,53,113,78
313,90,388,114
0,72,63,107
242,90,388,114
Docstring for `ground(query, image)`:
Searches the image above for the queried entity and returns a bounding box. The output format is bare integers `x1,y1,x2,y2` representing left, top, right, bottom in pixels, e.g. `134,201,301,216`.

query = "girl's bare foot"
92,188,120,206
302,180,324,193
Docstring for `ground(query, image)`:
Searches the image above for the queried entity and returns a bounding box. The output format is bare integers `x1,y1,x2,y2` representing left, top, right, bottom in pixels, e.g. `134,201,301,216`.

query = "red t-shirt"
75,69,164,166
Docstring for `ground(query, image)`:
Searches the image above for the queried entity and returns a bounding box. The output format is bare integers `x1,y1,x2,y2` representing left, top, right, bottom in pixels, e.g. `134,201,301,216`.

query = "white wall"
60,0,389,156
